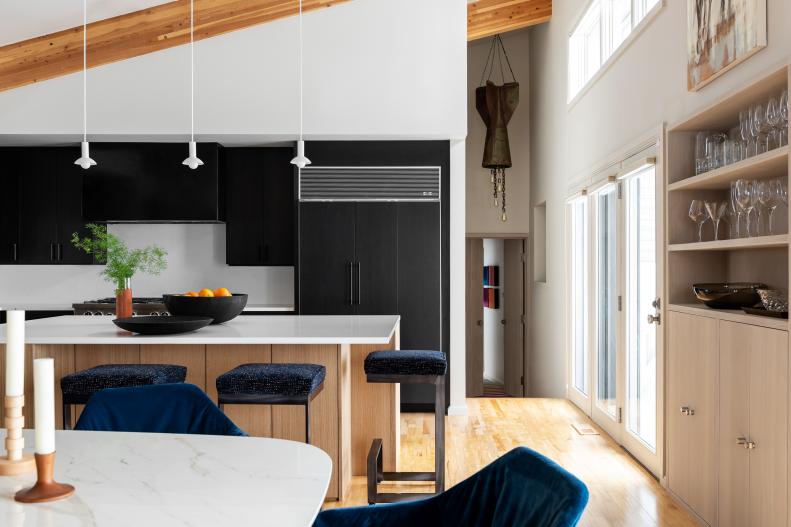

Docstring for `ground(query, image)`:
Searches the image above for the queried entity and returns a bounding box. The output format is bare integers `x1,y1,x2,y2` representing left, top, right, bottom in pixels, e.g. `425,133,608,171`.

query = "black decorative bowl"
692,283,767,309
163,293,248,324
113,316,213,335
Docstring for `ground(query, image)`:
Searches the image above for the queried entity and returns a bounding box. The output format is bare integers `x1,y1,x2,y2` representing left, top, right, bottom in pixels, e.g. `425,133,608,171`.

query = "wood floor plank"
322,398,697,527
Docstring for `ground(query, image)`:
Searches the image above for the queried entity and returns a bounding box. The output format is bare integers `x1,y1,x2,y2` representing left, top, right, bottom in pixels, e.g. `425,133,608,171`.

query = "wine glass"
735,179,754,236
705,201,727,241
767,97,781,150
752,103,768,155
780,90,789,147
730,180,742,237
689,200,707,242
749,179,762,235
741,109,756,157
758,180,779,234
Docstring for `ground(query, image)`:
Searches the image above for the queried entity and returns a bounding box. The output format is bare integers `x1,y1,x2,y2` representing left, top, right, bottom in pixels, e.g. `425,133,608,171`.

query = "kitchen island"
0,315,401,501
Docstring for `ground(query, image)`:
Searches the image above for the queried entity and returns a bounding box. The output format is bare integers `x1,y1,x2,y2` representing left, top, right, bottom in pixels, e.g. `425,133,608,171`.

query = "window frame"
567,0,665,107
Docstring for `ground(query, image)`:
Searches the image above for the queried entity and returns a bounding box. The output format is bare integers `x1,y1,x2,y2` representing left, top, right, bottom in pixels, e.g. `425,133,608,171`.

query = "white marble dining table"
0,430,332,527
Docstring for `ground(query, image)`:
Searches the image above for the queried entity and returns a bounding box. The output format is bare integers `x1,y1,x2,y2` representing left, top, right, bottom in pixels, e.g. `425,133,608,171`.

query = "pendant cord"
190,0,195,143
298,0,304,141
82,0,87,143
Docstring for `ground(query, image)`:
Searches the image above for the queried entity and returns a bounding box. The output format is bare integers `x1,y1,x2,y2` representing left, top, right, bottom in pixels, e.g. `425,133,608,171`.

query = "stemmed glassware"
735,179,754,237
705,201,727,241
767,97,781,151
780,90,789,147
740,110,755,158
689,200,707,242
751,103,767,156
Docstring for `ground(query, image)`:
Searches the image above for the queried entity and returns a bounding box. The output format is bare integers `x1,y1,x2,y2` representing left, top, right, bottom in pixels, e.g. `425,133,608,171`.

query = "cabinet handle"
348,262,354,306
356,262,361,306
680,406,694,416
57,243,62,261
736,437,748,448
746,440,756,450
50,243,55,261
12,243,17,262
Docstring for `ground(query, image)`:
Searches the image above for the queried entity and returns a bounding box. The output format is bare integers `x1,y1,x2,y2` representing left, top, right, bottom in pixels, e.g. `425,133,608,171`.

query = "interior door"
466,238,484,397
298,202,356,315
355,203,398,315
503,239,525,396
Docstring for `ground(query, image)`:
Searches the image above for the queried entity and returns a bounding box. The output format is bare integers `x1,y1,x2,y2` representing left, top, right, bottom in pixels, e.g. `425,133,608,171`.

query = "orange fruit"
198,288,214,297
186,291,199,297
214,287,232,297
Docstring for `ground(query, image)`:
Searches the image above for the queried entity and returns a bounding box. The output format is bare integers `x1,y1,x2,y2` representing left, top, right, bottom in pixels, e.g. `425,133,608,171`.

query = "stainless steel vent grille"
299,166,441,202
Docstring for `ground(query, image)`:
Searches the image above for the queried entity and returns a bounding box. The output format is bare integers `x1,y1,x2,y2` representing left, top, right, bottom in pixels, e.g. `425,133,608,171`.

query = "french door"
566,161,663,475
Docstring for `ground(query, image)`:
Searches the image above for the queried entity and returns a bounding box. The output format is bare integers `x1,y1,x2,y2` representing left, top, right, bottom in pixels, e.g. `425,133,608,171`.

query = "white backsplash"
0,224,294,306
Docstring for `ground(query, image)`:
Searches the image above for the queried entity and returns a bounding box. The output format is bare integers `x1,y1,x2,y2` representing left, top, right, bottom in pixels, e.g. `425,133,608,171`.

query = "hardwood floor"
324,398,697,527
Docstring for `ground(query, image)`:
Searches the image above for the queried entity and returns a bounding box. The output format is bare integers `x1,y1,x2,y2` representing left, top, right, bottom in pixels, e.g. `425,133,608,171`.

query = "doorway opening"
466,236,527,398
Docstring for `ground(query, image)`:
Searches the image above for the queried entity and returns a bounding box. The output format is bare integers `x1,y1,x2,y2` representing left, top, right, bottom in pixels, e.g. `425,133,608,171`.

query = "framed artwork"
687,0,767,91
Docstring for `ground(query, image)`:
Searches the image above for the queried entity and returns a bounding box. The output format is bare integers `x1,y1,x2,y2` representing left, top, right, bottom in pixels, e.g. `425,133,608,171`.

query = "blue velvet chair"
75,383,247,436
313,447,589,527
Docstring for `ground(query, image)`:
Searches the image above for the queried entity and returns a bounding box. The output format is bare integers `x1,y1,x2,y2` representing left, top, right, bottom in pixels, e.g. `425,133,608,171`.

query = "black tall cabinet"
297,141,450,412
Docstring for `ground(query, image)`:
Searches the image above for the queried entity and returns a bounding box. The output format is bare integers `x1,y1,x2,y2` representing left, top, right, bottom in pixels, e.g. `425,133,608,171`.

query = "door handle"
348,262,354,306
356,262,361,306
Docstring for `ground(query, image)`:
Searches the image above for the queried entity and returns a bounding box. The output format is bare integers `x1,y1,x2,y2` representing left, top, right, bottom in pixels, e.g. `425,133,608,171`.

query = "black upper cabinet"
0,149,20,264
224,148,294,266
16,147,94,265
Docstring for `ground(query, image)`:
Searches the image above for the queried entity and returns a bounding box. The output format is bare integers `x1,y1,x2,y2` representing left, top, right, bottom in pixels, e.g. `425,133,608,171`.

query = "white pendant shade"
183,141,204,170
75,141,97,169
290,140,311,169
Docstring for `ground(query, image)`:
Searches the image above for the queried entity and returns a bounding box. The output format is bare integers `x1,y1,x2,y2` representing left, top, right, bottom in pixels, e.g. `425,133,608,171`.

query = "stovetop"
86,297,164,305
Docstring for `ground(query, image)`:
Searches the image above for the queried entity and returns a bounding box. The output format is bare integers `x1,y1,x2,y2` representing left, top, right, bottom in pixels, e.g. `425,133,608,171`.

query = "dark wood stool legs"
367,374,446,504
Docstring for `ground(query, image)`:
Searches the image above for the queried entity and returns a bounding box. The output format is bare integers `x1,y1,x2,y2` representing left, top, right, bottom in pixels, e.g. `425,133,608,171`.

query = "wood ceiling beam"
0,0,350,93
467,0,552,41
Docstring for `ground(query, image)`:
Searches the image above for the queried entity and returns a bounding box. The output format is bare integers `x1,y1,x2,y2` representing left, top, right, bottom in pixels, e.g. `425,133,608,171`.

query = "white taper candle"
5,310,25,396
33,358,56,455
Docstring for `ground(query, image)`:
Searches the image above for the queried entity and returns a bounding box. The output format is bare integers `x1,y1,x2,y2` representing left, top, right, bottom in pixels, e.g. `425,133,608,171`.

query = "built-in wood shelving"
668,303,788,331
668,147,788,192
668,234,789,252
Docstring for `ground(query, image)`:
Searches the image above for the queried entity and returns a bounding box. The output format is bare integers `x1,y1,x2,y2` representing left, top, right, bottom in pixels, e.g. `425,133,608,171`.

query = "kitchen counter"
0,315,398,344
0,314,401,501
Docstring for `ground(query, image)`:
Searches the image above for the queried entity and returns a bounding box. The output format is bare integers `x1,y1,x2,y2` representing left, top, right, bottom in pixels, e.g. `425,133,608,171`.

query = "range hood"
83,143,224,223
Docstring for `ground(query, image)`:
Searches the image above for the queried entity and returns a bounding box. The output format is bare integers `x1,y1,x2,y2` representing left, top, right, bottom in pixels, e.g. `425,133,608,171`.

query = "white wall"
0,0,466,142
482,238,504,383
0,224,294,306
528,0,791,396
467,30,530,235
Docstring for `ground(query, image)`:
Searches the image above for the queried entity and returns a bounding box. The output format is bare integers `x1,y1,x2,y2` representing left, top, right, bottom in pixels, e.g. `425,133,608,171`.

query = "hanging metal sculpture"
476,34,519,222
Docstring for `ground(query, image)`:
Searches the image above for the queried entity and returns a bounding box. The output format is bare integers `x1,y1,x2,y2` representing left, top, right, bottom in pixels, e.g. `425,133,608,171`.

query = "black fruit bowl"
163,293,248,324
693,283,767,309
113,316,213,335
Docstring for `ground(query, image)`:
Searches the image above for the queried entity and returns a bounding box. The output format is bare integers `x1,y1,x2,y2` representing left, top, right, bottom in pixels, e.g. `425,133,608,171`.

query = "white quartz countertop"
0,430,331,527
0,315,399,345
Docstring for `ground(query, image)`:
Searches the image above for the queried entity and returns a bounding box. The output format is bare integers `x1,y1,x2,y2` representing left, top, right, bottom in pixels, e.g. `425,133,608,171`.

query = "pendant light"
290,0,311,169
182,0,203,169
74,0,96,169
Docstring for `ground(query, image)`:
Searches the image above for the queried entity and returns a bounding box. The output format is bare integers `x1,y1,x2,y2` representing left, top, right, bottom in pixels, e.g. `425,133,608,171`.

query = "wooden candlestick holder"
0,395,36,476
14,452,74,503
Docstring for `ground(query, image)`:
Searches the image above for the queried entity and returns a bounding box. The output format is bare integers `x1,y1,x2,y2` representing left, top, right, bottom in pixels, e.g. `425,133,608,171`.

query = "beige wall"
466,30,530,236
529,0,791,397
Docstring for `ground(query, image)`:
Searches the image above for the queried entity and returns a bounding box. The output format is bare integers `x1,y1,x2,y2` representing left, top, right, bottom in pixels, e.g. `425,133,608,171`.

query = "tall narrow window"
569,197,589,396
595,186,618,419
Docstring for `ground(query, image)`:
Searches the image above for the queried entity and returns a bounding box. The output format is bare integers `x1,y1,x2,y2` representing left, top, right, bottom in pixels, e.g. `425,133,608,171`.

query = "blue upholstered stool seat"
216,363,326,399
61,364,187,404
364,350,447,377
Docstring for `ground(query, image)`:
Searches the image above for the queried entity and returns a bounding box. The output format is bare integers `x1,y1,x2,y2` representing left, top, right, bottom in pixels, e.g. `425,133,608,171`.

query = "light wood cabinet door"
719,321,750,527
747,325,788,527
667,311,718,526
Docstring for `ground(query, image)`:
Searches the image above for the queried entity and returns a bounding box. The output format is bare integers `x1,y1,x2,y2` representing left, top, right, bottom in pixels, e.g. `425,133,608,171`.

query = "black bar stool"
216,363,325,443
60,364,187,429
364,350,447,504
